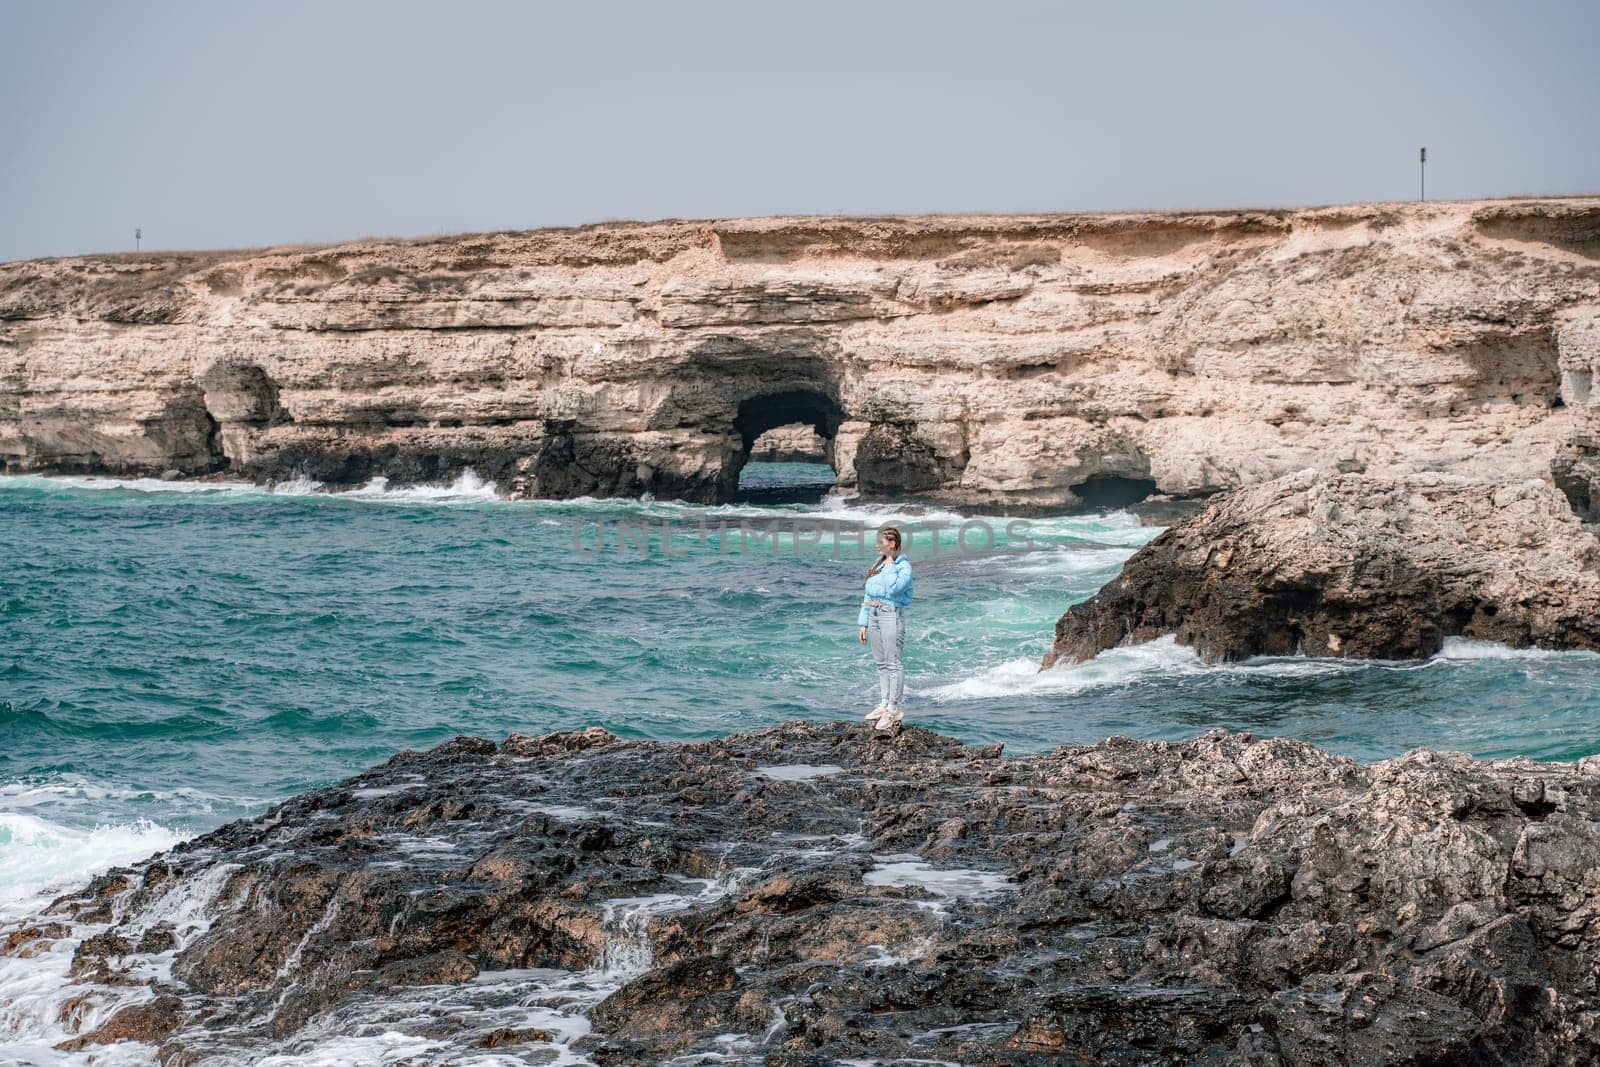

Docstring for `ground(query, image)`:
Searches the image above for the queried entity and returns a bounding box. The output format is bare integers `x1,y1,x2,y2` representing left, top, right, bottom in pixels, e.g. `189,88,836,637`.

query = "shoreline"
8,719,1600,1062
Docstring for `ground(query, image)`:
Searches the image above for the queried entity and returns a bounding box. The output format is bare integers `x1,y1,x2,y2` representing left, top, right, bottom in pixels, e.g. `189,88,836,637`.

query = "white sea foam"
814,494,982,529
252,1031,455,1066
597,876,737,978
263,472,326,495
927,632,1600,706
818,496,1158,549
546,489,1156,541
0,836,640,1065
0,856,231,1067
995,544,1141,572
923,637,1209,702
519,802,605,820
259,469,502,502
330,470,501,502
225,875,748,1066
0,472,1165,571
0,469,502,505
0,777,262,822
252,962,613,1066
0,473,260,496
863,854,1016,912
1434,637,1600,662
3,778,170,807
754,763,845,781
0,812,184,915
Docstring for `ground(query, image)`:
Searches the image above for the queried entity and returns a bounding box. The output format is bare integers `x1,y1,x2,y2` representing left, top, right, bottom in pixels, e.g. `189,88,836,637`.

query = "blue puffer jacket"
857,555,913,627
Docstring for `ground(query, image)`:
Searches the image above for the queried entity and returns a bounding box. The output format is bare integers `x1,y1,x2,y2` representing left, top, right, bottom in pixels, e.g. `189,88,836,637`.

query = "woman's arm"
885,558,913,599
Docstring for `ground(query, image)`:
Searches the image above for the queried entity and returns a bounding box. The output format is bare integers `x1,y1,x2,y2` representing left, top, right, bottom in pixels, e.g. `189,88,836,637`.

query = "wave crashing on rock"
7,720,1600,1063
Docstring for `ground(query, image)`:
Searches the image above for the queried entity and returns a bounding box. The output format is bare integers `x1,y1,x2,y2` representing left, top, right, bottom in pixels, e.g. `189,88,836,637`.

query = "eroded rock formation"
11,721,1600,1064
749,422,828,464
1043,470,1600,666
3,199,1598,507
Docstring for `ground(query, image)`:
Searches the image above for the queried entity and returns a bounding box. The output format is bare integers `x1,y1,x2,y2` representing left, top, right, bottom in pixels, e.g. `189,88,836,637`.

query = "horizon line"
7,190,1598,267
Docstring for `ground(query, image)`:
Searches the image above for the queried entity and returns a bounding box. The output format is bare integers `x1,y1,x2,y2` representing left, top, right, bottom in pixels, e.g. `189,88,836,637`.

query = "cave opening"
1071,474,1159,511
726,390,842,504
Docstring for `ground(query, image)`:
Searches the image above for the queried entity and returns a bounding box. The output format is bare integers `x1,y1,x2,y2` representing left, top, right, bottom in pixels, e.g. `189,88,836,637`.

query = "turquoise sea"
5,462,1600,913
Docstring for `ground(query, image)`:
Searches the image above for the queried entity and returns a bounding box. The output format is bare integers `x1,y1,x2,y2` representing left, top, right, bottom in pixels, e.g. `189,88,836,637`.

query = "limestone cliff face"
2,199,1598,507
750,422,827,463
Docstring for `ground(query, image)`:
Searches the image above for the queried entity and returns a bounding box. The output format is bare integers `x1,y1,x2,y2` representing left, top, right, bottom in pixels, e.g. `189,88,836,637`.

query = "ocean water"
4,463,1600,934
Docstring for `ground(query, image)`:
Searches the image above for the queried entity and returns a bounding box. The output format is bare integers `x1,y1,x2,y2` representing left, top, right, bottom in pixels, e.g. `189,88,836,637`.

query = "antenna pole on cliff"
135,227,142,252
1419,147,1426,202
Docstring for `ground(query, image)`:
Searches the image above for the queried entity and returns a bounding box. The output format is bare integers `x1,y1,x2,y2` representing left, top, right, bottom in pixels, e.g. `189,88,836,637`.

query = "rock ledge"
8,719,1600,1063
1044,470,1600,666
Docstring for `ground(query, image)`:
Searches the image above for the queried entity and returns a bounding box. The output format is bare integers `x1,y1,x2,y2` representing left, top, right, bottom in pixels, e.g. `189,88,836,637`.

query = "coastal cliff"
3,198,1598,508
13,721,1600,1064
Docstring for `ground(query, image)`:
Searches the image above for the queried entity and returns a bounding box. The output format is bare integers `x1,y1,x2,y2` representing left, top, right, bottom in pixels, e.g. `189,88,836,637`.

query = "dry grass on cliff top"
12,192,1598,268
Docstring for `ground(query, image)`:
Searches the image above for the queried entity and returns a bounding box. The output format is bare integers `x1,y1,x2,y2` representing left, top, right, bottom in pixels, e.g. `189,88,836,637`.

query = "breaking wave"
924,635,1597,704
0,811,185,917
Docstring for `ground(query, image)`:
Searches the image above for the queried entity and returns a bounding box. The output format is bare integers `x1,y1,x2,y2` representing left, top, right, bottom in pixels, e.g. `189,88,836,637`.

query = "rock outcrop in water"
11,720,1600,1064
2,199,1599,508
1042,470,1600,667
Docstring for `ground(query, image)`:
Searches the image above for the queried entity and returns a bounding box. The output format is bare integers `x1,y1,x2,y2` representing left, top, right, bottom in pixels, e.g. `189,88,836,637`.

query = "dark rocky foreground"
12,719,1600,1064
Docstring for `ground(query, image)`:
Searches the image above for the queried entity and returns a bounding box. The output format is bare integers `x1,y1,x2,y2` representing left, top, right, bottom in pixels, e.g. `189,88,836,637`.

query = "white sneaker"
874,706,903,734
864,703,888,725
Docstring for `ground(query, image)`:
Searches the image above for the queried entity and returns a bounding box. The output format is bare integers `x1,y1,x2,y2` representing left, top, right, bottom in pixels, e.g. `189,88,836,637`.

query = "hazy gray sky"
2,0,1597,261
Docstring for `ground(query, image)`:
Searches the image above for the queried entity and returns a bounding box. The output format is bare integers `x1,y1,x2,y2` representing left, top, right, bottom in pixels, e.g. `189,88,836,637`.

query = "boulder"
1043,470,1600,666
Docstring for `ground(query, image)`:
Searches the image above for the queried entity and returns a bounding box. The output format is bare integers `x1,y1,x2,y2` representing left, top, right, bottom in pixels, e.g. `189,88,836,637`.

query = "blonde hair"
864,526,902,578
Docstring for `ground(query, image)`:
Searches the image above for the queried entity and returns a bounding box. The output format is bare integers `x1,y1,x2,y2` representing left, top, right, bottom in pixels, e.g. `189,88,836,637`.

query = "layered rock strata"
749,422,828,464
1043,470,1600,666
11,720,1600,1064
3,198,1598,508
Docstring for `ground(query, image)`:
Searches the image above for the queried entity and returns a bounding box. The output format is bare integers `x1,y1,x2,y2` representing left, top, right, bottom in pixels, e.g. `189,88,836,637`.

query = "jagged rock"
11,720,1600,1063
1043,470,1600,666
473,1025,554,1048
55,994,184,1051
2,200,1598,508
588,954,750,1053
1553,430,1600,522
499,724,619,757
1,922,69,958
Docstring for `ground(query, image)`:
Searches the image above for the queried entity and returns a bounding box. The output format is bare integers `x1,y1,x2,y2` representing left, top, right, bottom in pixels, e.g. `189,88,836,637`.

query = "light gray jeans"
866,604,905,706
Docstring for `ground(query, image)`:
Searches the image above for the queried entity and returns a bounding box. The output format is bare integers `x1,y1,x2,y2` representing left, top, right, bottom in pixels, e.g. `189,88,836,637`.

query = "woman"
857,526,913,734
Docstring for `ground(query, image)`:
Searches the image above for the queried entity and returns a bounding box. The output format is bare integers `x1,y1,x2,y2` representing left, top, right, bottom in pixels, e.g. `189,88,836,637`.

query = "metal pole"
1419,148,1426,202
135,227,142,252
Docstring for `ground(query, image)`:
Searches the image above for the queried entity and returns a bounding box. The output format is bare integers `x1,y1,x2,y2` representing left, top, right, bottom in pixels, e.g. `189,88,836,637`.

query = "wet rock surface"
1044,470,1600,667
10,719,1600,1063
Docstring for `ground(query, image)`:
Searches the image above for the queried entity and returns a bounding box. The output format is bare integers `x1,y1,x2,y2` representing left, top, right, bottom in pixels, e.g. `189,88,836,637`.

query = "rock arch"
719,388,844,500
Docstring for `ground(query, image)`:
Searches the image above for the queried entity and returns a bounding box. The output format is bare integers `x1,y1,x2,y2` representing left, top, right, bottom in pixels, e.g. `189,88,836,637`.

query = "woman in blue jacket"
858,526,913,734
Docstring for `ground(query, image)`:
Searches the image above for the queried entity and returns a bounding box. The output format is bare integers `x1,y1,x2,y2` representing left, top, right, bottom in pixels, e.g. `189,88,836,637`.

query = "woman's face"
878,533,894,556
